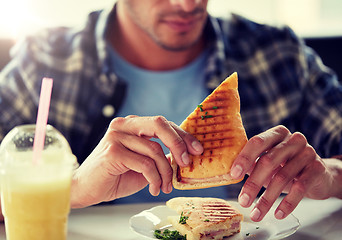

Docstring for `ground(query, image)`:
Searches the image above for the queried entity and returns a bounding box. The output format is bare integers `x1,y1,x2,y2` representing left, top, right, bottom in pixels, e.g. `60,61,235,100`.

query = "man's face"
121,0,209,51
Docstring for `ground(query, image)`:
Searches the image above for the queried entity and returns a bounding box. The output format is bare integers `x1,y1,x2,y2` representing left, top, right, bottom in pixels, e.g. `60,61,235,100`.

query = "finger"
249,165,304,222
115,171,149,199
120,134,173,194
106,138,164,197
238,132,304,209
125,115,139,118
110,116,192,167
169,121,204,155
231,125,291,180
274,183,305,220
248,141,316,221
123,153,162,196
166,153,172,164
275,156,327,220
248,182,304,222
152,118,193,167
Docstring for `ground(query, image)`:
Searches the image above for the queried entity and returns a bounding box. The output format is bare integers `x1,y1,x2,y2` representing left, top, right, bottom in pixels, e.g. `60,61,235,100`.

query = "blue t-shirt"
108,47,239,203
111,46,210,153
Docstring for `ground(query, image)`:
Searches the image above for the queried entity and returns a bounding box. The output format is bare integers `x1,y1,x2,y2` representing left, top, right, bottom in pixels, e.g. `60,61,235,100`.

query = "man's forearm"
325,156,342,199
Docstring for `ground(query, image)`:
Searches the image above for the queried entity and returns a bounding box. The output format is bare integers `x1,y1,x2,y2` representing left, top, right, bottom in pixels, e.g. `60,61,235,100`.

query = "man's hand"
70,115,203,208
230,125,342,222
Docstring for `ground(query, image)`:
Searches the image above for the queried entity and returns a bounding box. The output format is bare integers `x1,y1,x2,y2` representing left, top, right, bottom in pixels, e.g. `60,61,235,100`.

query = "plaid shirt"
1,6,341,163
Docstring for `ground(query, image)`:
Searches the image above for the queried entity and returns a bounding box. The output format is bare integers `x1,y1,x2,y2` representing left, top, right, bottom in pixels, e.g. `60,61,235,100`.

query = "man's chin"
157,38,201,52
160,45,195,52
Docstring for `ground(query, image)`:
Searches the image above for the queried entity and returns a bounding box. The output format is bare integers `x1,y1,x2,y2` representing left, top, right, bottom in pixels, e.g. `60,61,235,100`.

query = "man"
0,0,342,222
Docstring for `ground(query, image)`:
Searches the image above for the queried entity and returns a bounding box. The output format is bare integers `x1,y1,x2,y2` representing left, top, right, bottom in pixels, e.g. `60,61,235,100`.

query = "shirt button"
102,105,115,118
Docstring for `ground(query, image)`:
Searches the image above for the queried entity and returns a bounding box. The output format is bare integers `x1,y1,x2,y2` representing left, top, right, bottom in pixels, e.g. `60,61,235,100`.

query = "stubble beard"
154,13,206,52
131,7,207,52
150,31,203,52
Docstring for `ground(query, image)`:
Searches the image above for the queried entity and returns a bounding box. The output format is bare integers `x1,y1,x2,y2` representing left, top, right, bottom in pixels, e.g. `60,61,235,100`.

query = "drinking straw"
32,78,53,165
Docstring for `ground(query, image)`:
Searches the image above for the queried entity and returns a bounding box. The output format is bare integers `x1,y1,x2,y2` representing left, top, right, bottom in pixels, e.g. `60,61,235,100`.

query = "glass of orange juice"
0,124,78,240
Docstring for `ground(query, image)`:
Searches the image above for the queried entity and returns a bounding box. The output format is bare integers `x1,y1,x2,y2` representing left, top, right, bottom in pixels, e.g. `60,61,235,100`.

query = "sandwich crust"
172,72,247,189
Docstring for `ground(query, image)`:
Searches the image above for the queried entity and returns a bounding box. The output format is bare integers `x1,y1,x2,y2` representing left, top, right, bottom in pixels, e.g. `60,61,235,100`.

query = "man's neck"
107,4,206,71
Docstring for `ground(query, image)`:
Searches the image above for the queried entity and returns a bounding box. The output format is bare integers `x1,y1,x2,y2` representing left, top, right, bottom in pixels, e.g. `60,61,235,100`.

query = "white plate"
129,201,300,240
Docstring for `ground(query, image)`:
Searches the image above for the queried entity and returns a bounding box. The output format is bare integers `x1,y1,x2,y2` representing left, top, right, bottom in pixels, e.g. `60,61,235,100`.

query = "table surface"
0,197,341,239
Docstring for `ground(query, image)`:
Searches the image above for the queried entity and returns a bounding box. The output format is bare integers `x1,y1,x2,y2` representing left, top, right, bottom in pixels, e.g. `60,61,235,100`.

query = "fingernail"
231,164,243,179
155,187,160,196
181,152,190,165
239,193,250,207
165,182,172,193
275,210,285,219
153,189,160,196
250,208,261,221
150,184,160,196
192,140,203,153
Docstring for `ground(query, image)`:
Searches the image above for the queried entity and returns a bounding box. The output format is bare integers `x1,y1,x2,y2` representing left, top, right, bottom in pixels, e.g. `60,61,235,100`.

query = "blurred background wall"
0,0,341,76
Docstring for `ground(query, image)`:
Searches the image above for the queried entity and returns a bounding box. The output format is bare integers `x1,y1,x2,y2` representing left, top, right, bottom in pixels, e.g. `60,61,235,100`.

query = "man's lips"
162,17,200,32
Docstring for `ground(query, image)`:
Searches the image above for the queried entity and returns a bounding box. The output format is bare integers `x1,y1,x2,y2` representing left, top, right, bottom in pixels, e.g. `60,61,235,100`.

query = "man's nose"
170,0,202,12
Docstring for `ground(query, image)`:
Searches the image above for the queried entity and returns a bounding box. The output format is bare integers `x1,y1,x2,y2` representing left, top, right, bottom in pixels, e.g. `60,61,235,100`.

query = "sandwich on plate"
166,197,243,240
171,72,248,190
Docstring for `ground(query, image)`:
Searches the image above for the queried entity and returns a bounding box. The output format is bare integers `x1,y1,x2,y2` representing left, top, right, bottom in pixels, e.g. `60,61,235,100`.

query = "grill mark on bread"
166,197,243,239
181,202,239,223
201,146,234,153
189,123,236,130
194,132,236,142
193,128,234,134
197,137,235,144
203,204,237,210
172,72,247,188
192,149,234,159
190,145,235,159
177,166,182,182
187,115,237,123
201,142,234,149
193,128,236,136
201,203,239,222
189,162,194,172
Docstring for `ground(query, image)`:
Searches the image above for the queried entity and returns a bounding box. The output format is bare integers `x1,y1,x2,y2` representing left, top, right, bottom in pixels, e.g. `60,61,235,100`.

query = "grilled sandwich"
166,197,243,240
172,72,248,189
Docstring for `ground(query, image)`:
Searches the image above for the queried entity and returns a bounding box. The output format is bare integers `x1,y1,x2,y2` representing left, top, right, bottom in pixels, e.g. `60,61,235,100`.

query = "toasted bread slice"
172,72,247,190
166,197,243,240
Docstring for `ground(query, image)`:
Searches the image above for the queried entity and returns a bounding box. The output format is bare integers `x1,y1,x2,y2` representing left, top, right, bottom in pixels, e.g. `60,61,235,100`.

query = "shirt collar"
203,15,231,90
91,3,121,97
94,4,116,72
